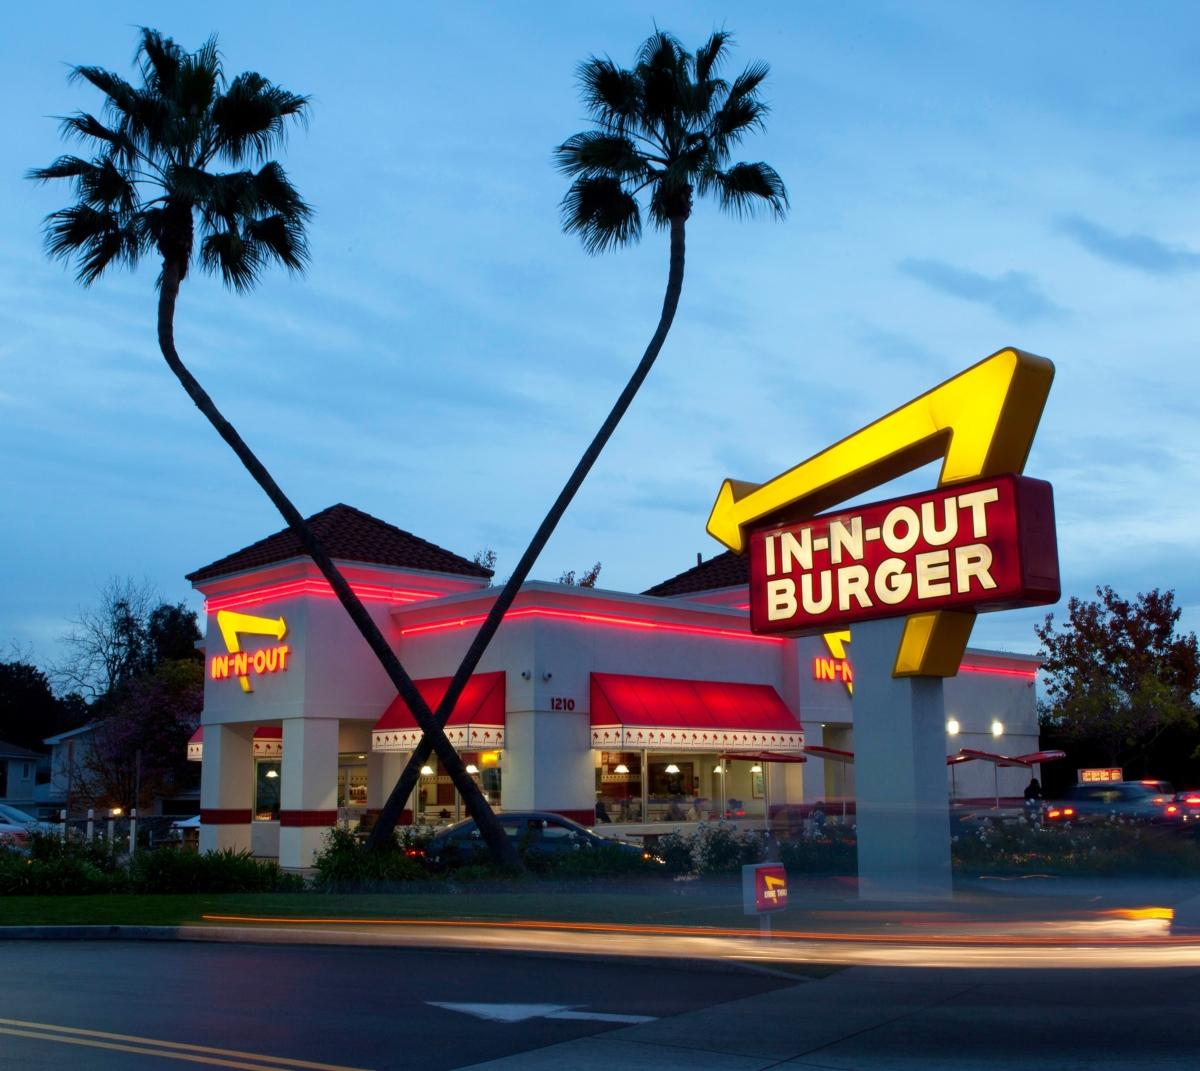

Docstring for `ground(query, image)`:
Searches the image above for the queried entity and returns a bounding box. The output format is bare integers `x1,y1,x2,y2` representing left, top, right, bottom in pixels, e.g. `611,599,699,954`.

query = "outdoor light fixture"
946,718,960,735
750,764,762,774
614,763,629,774
991,720,1004,737
665,763,680,775
420,765,434,776
465,764,479,775
713,764,725,774
265,770,278,779
110,807,122,816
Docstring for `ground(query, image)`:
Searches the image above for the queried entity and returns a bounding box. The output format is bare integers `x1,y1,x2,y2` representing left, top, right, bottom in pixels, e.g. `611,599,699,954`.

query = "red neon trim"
206,579,437,613
958,663,1038,681
398,606,784,643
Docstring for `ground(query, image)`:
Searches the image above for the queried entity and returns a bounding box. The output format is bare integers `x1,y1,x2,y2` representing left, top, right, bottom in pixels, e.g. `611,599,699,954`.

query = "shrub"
530,843,663,878
778,833,857,875
128,847,298,893
311,827,427,890
0,850,122,895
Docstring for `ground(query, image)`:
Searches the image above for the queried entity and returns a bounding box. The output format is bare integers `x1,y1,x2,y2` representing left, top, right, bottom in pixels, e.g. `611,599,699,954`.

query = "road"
0,941,789,1070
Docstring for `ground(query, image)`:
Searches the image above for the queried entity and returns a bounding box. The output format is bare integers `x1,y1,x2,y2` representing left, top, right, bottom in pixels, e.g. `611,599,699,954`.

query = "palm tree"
29,28,520,868
367,29,787,847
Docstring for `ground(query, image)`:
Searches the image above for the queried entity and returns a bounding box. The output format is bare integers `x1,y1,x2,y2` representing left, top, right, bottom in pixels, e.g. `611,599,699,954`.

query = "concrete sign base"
851,618,953,901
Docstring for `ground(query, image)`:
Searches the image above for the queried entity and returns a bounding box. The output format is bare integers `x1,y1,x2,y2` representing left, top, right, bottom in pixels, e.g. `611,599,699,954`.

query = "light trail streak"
193,913,1200,969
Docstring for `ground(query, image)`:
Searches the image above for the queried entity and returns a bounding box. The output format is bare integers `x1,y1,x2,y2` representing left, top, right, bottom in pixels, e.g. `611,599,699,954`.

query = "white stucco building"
189,504,1041,869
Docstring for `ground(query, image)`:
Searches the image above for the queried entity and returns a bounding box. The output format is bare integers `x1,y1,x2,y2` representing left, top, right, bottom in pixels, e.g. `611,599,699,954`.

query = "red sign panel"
1079,767,1123,784
748,474,1059,636
743,863,789,913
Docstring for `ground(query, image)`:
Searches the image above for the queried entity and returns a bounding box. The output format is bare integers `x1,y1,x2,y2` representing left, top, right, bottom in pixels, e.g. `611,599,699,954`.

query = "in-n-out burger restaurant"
189,502,1041,869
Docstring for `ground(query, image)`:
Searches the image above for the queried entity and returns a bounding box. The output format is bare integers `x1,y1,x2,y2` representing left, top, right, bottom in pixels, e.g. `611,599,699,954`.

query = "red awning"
949,747,1033,768
373,672,506,752
590,673,804,752
804,744,855,765
1013,750,1066,765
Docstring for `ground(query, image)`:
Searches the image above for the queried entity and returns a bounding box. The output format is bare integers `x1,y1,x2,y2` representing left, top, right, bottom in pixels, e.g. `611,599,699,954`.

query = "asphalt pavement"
0,940,789,1070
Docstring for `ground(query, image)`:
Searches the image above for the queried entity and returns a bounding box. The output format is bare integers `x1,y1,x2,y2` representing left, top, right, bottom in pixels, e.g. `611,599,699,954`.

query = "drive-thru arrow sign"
215,610,288,692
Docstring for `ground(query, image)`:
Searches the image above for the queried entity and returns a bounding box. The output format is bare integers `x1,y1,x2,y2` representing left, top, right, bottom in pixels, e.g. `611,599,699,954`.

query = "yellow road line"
0,1019,375,1071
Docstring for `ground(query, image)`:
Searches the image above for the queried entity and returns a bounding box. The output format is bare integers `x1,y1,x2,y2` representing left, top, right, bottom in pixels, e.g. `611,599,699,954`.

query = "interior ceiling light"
614,763,629,774
420,765,434,776
664,763,680,775
465,764,479,775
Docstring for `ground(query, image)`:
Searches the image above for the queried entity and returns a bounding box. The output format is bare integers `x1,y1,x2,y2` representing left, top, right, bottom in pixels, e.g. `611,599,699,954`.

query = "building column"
279,717,338,871
508,709,594,825
852,618,952,901
367,750,413,827
199,724,254,855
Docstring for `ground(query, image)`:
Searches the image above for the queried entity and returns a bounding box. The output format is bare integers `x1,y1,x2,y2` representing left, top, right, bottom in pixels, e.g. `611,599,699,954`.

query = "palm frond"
43,204,143,284
68,65,136,111
560,176,641,254
199,228,261,292
577,57,641,130
57,112,139,162
245,213,309,272
249,162,312,220
136,28,184,99
554,131,649,178
211,72,310,164
694,31,732,83
705,161,788,219
177,35,222,117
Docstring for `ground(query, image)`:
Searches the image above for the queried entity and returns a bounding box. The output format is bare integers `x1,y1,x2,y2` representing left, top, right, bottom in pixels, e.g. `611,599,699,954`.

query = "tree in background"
368,29,787,847
50,580,204,810
1037,587,1200,781
0,659,85,751
557,562,602,588
31,29,517,864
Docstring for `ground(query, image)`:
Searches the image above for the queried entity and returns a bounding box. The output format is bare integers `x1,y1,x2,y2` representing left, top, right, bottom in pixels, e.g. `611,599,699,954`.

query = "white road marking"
544,1010,657,1024
426,1002,658,1025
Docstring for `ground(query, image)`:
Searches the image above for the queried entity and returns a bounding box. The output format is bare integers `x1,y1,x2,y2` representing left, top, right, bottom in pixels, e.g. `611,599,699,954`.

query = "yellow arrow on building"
708,348,1054,676
823,631,853,696
216,610,288,693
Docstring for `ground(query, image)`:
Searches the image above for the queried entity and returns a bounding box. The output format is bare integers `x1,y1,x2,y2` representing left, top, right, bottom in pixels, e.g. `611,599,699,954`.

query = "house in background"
0,739,41,810
36,724,97,817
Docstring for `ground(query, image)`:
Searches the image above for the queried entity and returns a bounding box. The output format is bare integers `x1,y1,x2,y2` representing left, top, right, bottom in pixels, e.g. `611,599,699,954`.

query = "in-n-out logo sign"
210,610,290,693
749,474,1059,635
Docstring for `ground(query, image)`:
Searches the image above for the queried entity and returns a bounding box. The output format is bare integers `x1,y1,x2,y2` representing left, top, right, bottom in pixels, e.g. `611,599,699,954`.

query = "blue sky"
4,2,1199,672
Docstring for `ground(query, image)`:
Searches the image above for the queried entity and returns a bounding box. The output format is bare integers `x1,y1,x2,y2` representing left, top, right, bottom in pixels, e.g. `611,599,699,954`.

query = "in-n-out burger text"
210,645,290,682
749,474,1059,635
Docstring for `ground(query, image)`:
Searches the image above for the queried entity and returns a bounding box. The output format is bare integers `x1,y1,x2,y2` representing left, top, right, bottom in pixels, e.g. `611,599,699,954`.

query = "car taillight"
1166,804,1179,815
1185,797,1200,805
1047,809,1062,819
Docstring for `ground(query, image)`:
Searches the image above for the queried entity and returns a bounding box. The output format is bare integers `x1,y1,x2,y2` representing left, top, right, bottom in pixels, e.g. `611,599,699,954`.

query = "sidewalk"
456,959,1200,1070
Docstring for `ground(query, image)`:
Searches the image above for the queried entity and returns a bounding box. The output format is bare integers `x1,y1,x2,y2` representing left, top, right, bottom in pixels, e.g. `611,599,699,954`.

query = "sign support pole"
851,617,952,901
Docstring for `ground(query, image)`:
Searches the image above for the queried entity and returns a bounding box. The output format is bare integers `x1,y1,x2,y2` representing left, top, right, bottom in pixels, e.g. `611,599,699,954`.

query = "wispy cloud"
897,258,1063,324
1057,215,1200,275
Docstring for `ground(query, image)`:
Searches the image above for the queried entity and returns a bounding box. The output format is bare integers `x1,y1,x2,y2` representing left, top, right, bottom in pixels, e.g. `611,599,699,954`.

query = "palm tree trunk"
155,258,522,869
367,215,688,848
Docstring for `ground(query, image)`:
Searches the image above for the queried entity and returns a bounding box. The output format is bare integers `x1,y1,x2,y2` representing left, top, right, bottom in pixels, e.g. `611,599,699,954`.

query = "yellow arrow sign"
708,348,1054,676
822,630,853,696
764,875,786,890
216,610,288,693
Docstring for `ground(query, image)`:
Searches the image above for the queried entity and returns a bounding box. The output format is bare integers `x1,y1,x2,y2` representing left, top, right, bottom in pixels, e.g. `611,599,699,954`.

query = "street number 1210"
550,696,576,711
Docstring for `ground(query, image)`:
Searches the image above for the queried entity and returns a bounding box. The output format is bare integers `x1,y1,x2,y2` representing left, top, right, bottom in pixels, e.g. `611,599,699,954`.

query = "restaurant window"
596,751,642,822
254,759,281,821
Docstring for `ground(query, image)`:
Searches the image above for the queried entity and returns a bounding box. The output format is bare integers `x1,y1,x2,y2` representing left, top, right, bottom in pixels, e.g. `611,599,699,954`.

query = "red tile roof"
187,504,493,583
642,551,749,597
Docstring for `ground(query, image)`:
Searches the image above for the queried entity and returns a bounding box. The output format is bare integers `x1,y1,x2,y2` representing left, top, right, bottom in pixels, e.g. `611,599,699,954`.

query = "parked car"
1045,781,1176,825
0,804,57,837
424,811,649,869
